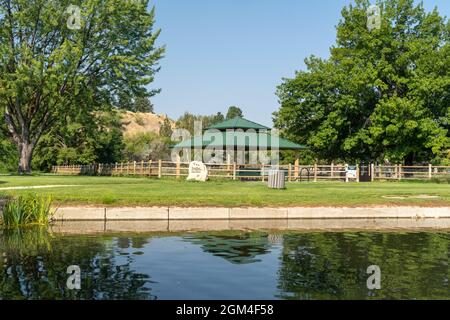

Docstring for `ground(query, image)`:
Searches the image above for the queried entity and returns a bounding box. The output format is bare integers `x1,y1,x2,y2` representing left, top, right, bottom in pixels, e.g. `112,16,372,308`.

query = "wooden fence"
51,161,450,182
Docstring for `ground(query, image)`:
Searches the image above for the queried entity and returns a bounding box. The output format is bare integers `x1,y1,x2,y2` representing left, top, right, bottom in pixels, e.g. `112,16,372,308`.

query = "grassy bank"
0,175,449,207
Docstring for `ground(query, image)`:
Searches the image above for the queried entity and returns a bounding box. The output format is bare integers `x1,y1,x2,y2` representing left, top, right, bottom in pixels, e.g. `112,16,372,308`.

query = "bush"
123,132,171,161
1,194,54,227
431,177,450,184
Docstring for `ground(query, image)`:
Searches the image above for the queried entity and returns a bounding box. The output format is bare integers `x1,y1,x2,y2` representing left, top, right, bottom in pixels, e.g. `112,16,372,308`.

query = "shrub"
431,177,450,184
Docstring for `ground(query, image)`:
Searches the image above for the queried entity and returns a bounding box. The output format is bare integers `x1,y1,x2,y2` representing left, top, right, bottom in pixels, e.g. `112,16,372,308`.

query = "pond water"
0,227,449,300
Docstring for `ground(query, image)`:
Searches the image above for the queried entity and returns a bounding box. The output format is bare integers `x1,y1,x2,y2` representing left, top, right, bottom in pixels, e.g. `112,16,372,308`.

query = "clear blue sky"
150,0,449,126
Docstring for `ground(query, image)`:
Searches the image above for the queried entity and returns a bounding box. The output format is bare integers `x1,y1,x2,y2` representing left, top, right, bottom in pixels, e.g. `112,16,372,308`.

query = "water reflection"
278,232,450,299
0,228,153,300
0,228,449,300
184,232,273,264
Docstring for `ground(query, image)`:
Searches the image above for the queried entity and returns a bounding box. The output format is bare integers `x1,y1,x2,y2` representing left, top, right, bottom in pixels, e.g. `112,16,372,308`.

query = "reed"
0,194,54,227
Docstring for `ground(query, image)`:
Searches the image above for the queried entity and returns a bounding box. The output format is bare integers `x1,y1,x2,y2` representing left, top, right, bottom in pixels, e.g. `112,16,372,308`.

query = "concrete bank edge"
51,206,450,221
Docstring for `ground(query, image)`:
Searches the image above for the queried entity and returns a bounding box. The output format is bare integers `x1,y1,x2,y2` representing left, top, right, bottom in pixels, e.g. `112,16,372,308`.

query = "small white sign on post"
187,161,208,182
347,165,357,180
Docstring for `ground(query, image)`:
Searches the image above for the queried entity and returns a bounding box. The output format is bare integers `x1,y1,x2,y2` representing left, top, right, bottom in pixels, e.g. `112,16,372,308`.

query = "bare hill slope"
119,111,175,138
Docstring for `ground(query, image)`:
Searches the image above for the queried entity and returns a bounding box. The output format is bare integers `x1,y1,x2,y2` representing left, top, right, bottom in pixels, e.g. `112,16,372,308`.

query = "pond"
0,227,449,300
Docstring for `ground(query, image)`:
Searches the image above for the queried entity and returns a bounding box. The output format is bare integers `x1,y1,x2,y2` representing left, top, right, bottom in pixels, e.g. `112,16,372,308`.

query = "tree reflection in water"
1,228,449,300
0,227,154,300
277,232,450,300
184,232,273,264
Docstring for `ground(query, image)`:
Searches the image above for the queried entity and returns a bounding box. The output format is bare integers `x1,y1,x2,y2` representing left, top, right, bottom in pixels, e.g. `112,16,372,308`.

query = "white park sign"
187,161,208,182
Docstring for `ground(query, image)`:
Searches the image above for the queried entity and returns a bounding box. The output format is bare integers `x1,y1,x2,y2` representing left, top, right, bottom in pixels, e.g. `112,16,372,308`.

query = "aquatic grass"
0,194,54,227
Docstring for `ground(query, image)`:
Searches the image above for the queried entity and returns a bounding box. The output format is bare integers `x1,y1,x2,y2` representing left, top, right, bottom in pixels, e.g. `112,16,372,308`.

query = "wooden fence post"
148,160,152,176
233,162,237,180
261,165,265,182
158,160,162,179
133,161,136,175
345,164,349,183
429,164,432,179
330,162,334,179
294,159,299,181
176,156,181,179
288,164,292,182
356,164,360,183
371,163,375,182
314,163,318,182
398,164,402,181
141,160,144,175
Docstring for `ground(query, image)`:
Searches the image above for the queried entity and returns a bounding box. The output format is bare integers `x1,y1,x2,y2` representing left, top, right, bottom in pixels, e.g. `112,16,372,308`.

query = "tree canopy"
32,111,124,171
0,0,164,172
175,112,225,134
274,0,450,164
116,93,155,113
226,106,243,120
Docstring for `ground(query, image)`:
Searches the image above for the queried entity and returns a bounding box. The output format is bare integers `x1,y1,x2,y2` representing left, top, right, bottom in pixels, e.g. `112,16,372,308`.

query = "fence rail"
51,161,450,182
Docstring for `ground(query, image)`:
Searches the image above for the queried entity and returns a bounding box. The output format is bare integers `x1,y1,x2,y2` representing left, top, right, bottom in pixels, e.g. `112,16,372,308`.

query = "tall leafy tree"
134,96,154,113
159,116,173,138
0,0,164,173
123,132,170,161
176,112,225,134
210,112,225,125
226,106,243,120
274,0,450,163
32,111,125,171
115,93,154,113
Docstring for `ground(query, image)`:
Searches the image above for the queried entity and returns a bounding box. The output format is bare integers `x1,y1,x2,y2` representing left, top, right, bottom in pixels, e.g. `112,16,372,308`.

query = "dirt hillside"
120,111,175,138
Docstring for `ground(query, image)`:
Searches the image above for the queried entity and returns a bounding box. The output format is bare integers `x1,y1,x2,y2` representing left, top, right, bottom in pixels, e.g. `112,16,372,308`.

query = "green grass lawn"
0,175,449,207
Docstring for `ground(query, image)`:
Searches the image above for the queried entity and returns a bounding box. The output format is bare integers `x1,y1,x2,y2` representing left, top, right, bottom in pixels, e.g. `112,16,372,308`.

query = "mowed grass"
0,175,449,207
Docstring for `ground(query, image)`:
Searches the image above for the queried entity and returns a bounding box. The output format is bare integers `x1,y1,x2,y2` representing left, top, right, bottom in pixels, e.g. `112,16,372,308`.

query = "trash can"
268,170,286,189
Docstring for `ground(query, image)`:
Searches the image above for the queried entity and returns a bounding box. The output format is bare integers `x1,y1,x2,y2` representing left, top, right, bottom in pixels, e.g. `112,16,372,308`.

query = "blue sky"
150,0,449,126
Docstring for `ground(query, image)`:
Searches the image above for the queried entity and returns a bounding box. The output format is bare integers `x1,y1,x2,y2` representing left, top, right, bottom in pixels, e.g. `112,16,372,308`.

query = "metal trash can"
268,170,286,189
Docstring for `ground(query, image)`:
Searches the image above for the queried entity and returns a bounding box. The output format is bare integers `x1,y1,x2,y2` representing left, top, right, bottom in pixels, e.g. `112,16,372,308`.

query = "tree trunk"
18,141,34,174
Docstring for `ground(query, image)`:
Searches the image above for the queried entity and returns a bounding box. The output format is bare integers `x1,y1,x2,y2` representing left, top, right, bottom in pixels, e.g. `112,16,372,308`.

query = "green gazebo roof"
174,117,306,150
174,131,306,150
207,117,271,131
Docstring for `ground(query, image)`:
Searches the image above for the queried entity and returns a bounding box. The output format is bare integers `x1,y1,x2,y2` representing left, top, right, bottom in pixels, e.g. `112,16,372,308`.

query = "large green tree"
226,106,243,120
0,0,164,173
175,111,225,134
274,0,450,164
32,110,124,171
115,92,155,113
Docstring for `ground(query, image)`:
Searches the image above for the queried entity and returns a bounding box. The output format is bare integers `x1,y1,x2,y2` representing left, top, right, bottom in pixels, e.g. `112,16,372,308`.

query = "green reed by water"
0,194,54,227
